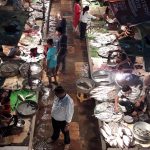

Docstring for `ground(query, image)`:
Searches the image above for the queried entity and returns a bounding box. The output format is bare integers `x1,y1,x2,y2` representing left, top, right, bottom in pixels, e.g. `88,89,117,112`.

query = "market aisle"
32,0,101,149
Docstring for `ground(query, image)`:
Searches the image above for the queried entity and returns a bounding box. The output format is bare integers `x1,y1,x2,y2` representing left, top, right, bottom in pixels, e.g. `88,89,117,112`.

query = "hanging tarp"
0,10,28,46
107,0,150,26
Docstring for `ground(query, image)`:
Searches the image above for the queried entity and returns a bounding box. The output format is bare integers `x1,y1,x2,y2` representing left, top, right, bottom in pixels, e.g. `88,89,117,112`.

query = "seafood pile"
100,122,134,148
89,33,116,48
133,121,150,141
49,16,57,33
98,45,119,58
90,85,117,102
94,102,123,122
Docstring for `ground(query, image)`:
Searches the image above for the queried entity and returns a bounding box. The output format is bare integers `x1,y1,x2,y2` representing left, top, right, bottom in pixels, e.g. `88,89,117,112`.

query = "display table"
0,0,51,149
83,1,150,150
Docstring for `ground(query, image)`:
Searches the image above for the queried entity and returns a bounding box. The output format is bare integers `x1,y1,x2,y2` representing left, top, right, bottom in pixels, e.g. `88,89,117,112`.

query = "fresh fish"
109,140,116,147
103,122,112,136
25,93,35,99
123,135,130,147
100,128,108,139
107,135,116,141
90,88,104,94
93,97,108,102
118,127,123,138
105,135,115,144
111,139,118,147
95,103,123,122
128,135,133,143
116,136,124,149
122,126,132,136
18,94,25,101
112,113,123,122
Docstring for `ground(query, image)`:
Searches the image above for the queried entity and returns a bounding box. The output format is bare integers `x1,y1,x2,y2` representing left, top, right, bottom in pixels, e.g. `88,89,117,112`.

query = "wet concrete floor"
32,0,102,149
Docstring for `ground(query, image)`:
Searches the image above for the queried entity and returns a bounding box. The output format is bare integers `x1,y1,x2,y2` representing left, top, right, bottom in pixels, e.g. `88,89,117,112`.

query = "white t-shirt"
118,86,144,103
80,11,96,24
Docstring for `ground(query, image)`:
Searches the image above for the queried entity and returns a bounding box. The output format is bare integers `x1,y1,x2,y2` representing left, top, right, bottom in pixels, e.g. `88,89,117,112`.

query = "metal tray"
115,73,143,87
22,78,41,90
92,70,114,86
76,77,95,94
133,121,150,140
19,62,42,78
16,100,38,117
0,61,20,77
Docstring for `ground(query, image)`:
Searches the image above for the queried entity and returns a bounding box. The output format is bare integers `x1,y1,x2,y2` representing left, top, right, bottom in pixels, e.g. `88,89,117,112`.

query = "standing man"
55,27,67,74
50,86,74,150
56,12,67,34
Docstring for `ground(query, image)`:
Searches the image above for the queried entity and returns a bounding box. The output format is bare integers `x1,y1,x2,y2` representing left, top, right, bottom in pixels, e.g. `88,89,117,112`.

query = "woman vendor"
116,25,135,40
98,51,134,72
115,52,134,71
115,85,146,116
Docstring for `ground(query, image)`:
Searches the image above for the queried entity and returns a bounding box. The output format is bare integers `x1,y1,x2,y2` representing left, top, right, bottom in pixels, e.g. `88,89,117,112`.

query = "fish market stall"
0,0,51,149
80,0,150,149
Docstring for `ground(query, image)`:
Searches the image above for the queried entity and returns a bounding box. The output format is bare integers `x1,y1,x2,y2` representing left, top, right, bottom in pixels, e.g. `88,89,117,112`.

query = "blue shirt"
51,94,74,123
46,47,57,68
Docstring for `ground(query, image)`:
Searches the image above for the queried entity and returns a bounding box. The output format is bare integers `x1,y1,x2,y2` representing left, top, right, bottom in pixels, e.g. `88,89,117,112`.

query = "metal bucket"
22,78,41,91
76,78,95,94
19,62,42,78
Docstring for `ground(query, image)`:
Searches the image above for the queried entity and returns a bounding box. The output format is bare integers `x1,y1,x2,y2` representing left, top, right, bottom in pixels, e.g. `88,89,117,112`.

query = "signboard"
0,10,28,46
108,0,150,25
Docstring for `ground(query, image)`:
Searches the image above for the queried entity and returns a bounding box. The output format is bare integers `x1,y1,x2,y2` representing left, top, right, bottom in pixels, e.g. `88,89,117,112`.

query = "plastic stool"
76,91,89,102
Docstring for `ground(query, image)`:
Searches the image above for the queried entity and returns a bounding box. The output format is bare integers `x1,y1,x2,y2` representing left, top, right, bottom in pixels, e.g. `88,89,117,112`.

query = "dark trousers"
56,54,66,73
79,22,87,39
51,117,70,144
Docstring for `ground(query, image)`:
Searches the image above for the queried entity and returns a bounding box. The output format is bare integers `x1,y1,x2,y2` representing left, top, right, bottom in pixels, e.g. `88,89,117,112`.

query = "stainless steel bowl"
22,78,41,90
16,119,25,128
16,100,38,117
92,70,114,86
76,78,95,94
115,73,143,87
19,62,42,78
133,121,150,140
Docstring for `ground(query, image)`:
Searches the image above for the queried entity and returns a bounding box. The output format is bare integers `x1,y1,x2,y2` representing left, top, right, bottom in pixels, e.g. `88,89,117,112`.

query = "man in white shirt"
51,86,74,150
115,85,146,116
79,6,97,40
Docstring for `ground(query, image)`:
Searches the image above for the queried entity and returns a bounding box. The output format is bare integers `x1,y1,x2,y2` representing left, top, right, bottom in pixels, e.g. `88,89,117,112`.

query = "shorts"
119,100,145,115
47,67,56,77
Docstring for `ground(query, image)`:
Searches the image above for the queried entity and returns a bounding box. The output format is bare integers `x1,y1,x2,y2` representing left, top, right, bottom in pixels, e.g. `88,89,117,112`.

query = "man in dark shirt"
55,27,67,74
56,13,67,34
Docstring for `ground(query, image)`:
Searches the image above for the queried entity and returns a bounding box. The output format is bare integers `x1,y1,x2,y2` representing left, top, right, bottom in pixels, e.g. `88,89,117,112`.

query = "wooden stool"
76,91,89,102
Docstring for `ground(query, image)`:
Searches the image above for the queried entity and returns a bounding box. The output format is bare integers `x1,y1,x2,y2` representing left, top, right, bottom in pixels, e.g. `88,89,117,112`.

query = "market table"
0,0,51,149
84,8,150,150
